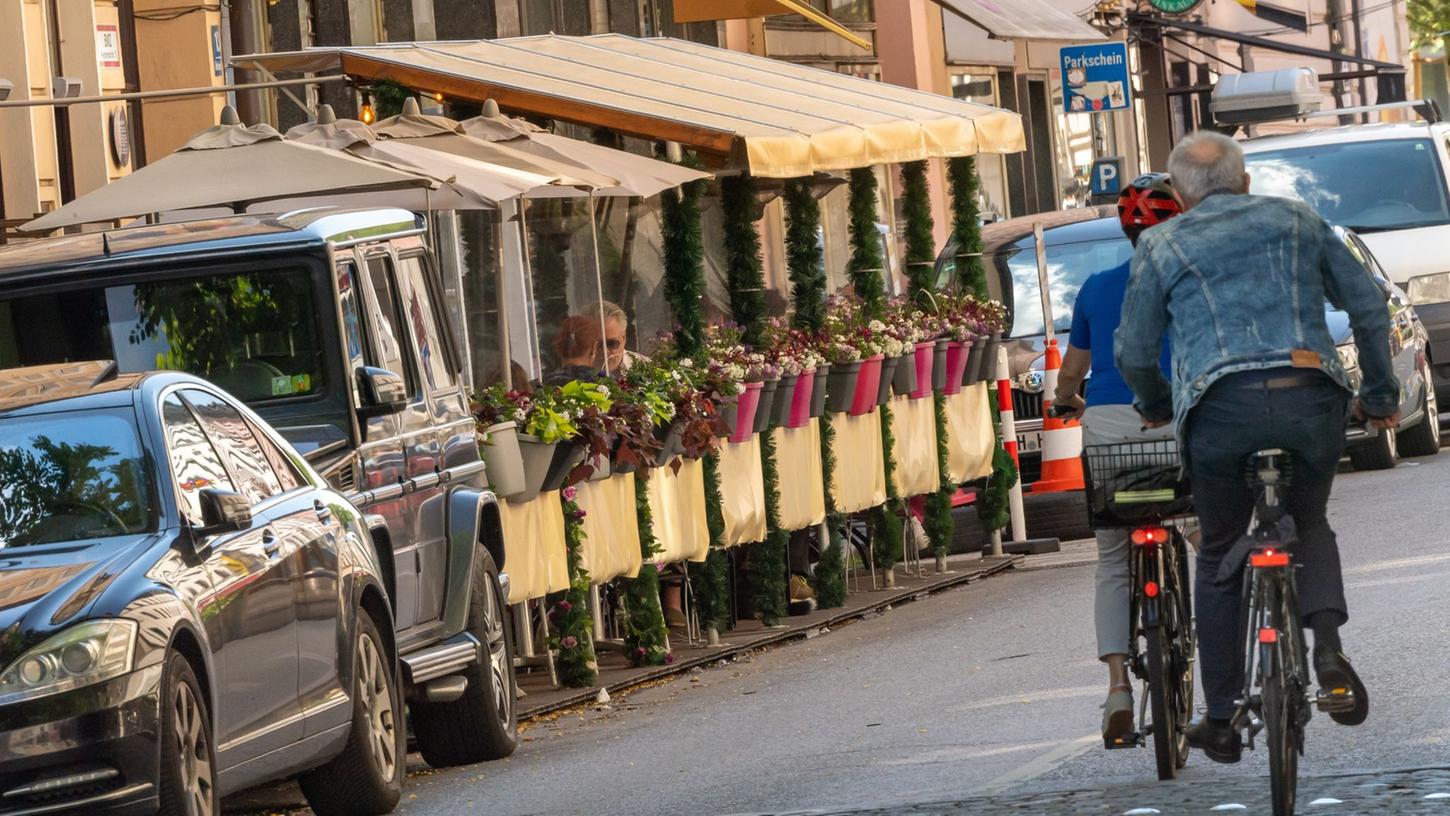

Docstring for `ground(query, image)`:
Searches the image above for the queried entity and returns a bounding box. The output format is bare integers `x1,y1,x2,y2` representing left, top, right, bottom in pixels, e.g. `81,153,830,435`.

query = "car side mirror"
196,488,252,537
356,366,407,418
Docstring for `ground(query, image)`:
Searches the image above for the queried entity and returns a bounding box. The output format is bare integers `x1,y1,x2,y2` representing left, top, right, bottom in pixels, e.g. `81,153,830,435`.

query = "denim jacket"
1113,193,1399,434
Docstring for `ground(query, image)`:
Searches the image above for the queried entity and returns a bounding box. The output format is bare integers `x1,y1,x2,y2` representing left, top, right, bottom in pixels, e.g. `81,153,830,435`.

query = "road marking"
972,733,1098,795
1345,568,1450,591
880,738,1080,766
953,685,1102,712
1343,552,1450,576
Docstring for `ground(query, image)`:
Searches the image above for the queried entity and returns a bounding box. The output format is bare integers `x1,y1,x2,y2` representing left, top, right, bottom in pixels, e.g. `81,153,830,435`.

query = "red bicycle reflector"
1258,628,1279,644
1251,551,1290,568
1131,527,1167,546
1144,581,1160,598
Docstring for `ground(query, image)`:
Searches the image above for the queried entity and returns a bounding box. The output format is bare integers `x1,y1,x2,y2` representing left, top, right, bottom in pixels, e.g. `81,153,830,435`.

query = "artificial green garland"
947,157,989,299
695,456,732,633
661,157,710,355
872,404,906,573
749,433,790,625
551,488,599,687
901,161,937,298
624,474,672,666
925,393,956,561
720,175,768,347
846,167,887,316
814,416,846,608
784,179,827,331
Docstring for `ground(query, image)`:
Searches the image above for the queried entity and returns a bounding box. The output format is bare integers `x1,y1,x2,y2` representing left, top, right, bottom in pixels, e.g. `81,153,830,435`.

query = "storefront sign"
1149,0,1206,15
211,25,223,76
96,24,121,70
1060,42,1130,114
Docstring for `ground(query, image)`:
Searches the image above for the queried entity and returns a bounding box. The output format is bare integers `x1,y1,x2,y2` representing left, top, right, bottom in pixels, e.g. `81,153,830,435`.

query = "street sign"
1090,157,1124,198
1060,42,1131,115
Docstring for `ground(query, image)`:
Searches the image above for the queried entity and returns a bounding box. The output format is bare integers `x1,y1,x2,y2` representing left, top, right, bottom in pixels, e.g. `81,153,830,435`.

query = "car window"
181,389,284,505
1001,235,1134,337
337,260,368,404
248,417,306,493
364,255,419,399
162,394,237,524
1246,138,1450,232
397,254,456,393
0,267,325,405
0,407,154,548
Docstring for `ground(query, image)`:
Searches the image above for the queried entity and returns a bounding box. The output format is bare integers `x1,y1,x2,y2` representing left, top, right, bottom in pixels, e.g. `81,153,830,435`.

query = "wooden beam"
340,54,739,156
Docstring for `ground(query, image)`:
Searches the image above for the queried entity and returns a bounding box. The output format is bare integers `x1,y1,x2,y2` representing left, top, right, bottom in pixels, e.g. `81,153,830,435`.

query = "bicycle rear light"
1143,580,1160,598
1130,527,1168,546
1258,627,1279,643
1250,549,1290,568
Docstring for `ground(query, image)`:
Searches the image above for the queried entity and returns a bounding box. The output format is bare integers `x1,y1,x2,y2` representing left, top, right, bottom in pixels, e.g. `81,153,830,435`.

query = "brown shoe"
1102,686,1134,747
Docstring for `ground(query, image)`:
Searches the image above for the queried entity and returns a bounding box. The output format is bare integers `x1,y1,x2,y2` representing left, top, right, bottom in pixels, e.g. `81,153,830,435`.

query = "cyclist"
1053,172,1180,745
1115,131,1397,763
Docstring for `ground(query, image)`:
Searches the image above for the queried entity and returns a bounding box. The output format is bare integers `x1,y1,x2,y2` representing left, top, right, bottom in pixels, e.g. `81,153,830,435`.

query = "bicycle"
1223,448,1357,816
1082,440,1197,781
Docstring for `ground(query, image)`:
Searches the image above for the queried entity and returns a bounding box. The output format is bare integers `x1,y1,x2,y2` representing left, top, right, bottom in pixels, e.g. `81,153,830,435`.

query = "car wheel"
1349,421,1399,471
157,652,218,816
412,549,518,767
1398,365,1441,458
298,611,404,816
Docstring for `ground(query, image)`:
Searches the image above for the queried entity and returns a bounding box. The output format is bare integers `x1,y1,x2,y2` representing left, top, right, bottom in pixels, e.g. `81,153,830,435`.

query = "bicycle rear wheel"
1262,586,1299,816
1145,534,1193,779
1145,625,1179,779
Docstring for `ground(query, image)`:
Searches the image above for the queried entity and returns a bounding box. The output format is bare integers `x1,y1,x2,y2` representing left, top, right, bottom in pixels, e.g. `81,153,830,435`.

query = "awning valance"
235,34,1025,177
933,0,1106,42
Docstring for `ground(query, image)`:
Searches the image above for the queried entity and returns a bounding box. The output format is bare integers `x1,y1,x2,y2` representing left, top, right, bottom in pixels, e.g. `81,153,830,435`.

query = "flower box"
728,381,764,444
515,433,560,503
891,351,917,397
655,421,686,467
480,421,527,501
542,440,586,492
943,341,970,396
981,331,1004,383
772,373,800,429
788,369,815,428
963,339,986,387
875,354,899,406
587,450,613,482
850,354,884,416
825,361,860,414
931,338,950,392
910,341,935,399
753,377,780,435
810,364,830,418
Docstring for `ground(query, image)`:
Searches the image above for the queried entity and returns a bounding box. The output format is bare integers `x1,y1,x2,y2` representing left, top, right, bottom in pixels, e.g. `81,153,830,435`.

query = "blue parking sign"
1060,42,1131,114
1090,157,1124,197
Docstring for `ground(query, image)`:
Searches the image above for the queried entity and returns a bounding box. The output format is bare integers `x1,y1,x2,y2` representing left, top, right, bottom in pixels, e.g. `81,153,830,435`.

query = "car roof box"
1211,68,1322,125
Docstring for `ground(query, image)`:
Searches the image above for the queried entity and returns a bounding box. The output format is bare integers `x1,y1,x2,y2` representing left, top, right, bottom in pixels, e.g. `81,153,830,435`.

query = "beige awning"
235,34,1025,178
933,0,1106,42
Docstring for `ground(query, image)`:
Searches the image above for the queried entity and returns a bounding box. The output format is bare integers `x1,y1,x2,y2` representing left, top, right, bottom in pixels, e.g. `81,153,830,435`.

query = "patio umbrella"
22,106,438,233
459,100,712,199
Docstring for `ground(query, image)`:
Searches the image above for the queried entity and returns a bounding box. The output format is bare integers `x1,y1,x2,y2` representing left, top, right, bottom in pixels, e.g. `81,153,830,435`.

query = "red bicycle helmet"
1117,172,1181,244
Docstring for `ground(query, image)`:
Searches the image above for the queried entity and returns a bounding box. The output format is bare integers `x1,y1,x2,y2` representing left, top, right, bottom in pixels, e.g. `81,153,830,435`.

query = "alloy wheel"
359,631,398,780
173,680,214,816
1427,368,1440,446
484,575,513,730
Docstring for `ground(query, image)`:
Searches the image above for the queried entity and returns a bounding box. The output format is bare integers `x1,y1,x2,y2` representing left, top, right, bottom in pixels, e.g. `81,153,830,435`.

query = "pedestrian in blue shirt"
1052,172,1180,745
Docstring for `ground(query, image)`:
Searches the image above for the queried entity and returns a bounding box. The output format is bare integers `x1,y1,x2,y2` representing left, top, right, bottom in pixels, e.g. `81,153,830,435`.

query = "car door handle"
261,530,281,559
314,500,333,522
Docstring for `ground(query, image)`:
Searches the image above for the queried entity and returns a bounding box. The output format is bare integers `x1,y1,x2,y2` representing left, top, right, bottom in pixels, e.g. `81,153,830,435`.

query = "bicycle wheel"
1262,586,1299,816
1169,531,1195,770
1145,624,1179,780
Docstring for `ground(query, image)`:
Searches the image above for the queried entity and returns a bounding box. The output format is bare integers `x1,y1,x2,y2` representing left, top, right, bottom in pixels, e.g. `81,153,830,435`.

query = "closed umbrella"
22,107,438,233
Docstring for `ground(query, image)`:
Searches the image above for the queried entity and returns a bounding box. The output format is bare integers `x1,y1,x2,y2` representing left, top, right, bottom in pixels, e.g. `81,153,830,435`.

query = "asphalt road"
228,444,1450,816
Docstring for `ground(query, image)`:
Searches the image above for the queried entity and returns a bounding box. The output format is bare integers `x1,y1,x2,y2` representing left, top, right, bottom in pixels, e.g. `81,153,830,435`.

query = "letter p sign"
1090,157,1123,198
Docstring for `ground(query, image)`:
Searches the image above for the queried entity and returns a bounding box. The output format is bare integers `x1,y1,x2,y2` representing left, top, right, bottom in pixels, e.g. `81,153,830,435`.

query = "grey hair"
581,300,627,325
1167,131,1247,205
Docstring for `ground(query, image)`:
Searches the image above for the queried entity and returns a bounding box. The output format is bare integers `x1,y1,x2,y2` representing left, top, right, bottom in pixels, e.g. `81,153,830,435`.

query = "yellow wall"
134,1,226,159
0,0,60,219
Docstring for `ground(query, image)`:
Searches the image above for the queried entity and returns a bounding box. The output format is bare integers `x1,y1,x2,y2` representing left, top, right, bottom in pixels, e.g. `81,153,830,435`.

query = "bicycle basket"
1083,440,1193,527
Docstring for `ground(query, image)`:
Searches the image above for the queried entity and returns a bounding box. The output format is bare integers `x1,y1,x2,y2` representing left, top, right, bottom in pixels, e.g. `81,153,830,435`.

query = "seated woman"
544,315,606,386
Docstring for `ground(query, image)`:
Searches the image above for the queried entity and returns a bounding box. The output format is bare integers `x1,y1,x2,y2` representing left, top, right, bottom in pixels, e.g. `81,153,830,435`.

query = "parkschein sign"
1060,42,1131,114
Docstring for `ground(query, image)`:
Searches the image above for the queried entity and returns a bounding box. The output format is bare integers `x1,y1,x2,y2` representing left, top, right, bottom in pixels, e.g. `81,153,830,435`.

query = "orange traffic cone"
1032,339,1085,494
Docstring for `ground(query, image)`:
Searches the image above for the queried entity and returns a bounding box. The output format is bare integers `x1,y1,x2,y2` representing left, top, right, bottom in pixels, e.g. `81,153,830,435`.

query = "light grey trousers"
1085,404,1174,659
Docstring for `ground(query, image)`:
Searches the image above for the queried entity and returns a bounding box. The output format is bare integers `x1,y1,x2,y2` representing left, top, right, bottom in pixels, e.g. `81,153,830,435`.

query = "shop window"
950,71,1011,220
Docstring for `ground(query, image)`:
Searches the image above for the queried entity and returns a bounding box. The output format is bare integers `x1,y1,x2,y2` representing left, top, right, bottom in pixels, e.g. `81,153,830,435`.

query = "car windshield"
0,267,324,405
1246,138,1450,233
0,407,155,548
999,235,1134,337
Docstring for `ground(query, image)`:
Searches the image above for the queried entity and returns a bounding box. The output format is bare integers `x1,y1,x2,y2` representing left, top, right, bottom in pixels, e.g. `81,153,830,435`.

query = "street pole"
1034,223,1054,344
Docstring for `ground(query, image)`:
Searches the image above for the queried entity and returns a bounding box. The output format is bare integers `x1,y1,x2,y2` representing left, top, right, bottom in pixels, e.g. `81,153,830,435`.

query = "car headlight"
1407,272,1450,306
0,619,137,706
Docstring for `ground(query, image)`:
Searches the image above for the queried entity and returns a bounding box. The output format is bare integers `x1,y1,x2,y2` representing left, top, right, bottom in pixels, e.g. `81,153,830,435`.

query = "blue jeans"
1186,369,1350,719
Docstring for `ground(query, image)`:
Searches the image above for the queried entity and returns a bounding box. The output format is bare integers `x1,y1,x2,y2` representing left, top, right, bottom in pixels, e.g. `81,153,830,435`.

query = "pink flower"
574,509,588,520
561,485,578,501
561,636,578,649
559,600,572,612
635,647,647,657
664,652,676,664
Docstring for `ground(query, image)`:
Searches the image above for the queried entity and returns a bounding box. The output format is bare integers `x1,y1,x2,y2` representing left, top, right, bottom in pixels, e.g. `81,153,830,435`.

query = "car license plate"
1016,430,1042,454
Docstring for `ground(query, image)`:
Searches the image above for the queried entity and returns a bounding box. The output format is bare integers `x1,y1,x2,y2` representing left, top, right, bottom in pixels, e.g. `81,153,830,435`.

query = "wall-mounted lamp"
0,79,12,102
51,76,82,99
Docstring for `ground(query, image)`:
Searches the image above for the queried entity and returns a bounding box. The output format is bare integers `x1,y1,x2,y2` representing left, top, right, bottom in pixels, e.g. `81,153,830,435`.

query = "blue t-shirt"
1068,261,1172,408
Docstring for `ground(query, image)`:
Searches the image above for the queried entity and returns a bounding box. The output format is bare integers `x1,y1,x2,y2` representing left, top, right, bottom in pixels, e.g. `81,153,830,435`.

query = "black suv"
0,209,517,770
0,364,400,815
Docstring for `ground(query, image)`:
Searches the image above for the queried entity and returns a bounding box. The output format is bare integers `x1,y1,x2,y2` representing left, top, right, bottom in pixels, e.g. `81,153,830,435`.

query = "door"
162,392,301,762
183,388,347,732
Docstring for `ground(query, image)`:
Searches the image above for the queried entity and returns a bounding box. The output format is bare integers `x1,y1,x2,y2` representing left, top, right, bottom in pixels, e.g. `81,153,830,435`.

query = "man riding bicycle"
1115,131,1399,763
1053,173,1180,746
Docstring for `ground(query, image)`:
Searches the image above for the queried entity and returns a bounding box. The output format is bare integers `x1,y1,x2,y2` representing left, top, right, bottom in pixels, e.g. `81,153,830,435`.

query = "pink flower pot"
910,342,935,399
730,381,763,444
789,371,814,428
943,341,969,396
850,354,884,416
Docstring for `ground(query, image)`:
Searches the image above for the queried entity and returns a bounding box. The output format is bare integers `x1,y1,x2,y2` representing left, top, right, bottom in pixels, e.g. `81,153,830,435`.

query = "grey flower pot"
515,434,559,503
719,402,739,439
811,364,830,418
480,421,526,500
932,339,950,392
876,355,898,406
892,352,917,396
754,378,779,434
825,361,861,414
772,374,799,429
542,441,586,492
964,340,985,387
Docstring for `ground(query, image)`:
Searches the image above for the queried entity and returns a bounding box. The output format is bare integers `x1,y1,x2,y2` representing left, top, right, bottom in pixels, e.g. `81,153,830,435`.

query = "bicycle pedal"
1315,687,1356,713
1104,731,1146,749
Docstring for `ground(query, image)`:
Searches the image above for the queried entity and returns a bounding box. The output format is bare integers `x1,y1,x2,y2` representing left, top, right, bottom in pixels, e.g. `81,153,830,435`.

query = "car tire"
1349,422,1398,471
298,611,404,816
411,549,518,767
1398,366,1441,458
157,652,219,816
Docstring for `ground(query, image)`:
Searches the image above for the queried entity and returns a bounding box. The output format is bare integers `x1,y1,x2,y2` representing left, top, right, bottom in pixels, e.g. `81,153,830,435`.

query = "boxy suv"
0,208,517,769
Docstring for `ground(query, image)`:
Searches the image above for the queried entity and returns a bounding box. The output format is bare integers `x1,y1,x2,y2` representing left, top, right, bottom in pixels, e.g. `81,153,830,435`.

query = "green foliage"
901,160,936,297
695,456,732,632
551,490,598,687
872,402,904,570
846,167,887,317
661,154,709,356
813,407,846,608
370,80,412,119
977,436,1019,533
747,434,789,626
1409,0,1450,47
720,175,768,347
624,474,672,667
784,179,828,332
948,157,989,299
925,391,955,558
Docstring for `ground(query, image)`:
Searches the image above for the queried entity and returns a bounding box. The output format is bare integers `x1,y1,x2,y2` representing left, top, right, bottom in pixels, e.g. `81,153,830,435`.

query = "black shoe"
1186,717,1242,764
1314,645,1369,726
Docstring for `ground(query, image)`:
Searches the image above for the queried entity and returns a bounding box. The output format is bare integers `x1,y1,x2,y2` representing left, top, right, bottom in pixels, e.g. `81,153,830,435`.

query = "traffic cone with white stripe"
1032,339,1085,494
